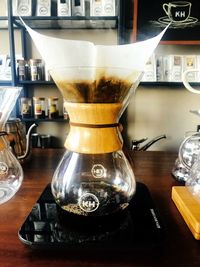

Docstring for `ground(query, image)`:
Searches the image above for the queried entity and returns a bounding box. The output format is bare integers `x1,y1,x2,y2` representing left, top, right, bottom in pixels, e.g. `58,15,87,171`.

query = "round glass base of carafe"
0,184,20,204
55,204,133,244
57,203,130,231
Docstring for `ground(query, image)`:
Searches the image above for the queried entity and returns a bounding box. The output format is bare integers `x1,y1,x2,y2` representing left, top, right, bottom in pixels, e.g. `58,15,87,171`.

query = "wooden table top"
0,149,199,267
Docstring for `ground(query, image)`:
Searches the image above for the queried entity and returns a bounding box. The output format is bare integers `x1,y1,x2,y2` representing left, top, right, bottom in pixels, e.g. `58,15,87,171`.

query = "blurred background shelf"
14,16,118,29
0,80,12,86
21,117,69,122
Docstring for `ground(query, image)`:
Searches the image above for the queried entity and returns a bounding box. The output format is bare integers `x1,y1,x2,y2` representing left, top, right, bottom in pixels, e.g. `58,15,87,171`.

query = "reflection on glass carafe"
0,132,23,204
172,131,200,182
186,152,200,203
52,150,135,216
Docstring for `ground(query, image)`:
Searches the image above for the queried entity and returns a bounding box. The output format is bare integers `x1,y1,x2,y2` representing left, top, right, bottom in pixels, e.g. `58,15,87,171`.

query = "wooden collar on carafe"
0,132,8,150
70,122,120,128
64,102,123,154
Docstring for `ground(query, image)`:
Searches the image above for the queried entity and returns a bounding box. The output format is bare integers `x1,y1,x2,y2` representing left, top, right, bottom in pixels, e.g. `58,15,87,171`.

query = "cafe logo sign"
79,193,99,213
0,162,8,176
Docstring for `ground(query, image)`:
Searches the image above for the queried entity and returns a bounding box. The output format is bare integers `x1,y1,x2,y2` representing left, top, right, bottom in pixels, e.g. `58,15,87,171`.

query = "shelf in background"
140,81,189,87
18,80,55,85
21,117,68,122
4,80,200,88
0,80,12,86
0,16,8,29
16,80,200,89
14,16,118,29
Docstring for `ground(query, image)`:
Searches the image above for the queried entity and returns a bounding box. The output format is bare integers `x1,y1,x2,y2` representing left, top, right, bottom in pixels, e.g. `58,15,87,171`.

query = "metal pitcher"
5,118,37,163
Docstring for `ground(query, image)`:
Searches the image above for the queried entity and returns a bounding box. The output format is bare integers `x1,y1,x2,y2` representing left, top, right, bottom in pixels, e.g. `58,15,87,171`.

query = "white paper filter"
21,18,168,82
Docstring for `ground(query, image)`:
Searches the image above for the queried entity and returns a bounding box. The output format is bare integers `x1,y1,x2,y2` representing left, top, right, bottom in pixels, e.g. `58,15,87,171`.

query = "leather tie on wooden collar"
70,122,120,128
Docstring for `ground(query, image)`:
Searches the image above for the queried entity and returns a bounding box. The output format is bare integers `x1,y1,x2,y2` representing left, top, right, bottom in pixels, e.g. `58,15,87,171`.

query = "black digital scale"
18,182,164,251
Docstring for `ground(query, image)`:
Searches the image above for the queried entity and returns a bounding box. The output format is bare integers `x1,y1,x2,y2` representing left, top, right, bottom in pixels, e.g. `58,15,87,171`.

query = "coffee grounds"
55,76,133,103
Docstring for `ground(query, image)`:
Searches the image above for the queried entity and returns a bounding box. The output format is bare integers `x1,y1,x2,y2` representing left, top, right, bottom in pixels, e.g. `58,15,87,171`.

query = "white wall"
125,44,200,151
127,85,200,151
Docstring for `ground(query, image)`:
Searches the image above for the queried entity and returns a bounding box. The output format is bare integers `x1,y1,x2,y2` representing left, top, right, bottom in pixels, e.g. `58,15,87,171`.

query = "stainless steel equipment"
131,134,166,151
5,119,37,163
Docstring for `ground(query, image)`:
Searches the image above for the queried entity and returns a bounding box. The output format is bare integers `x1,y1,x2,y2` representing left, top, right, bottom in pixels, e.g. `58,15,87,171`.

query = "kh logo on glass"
91,164,106,178
0,162,8,176
79,193,100,212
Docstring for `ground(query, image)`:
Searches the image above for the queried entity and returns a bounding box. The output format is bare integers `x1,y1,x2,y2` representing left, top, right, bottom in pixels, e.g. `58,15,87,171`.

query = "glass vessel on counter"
185,152,200,203
20,97,32,118
181,67,200,202
29,59,44,81
23,19,167,220
0,87,23,204
33,97,46,119
50,67,141,217
172,131,200,182
48,97,59,119
17,59,29,81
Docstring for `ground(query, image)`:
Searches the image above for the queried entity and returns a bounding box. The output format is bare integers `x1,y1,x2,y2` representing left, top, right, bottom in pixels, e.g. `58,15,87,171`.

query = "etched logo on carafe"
91,164,106,178
78,193,99,212
0,162,8,176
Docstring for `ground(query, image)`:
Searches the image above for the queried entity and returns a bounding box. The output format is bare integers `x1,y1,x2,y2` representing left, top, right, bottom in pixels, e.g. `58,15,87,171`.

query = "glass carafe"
185,152,200,203
50,67,140,217
21,18,168,218
0,87,23,204
172,132,200,182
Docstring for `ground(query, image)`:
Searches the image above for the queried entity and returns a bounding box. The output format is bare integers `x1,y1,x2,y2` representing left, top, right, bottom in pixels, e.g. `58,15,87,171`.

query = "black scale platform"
18,182,164,251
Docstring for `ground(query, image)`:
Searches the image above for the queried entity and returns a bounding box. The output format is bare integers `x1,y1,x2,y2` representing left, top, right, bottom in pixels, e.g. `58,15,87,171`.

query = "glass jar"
186,152,200,203
17,59,28,81
63,101,68,119
48,97,59,119
29,59,44,81
33,97,46,119
0,87,23,204
20,97,32,118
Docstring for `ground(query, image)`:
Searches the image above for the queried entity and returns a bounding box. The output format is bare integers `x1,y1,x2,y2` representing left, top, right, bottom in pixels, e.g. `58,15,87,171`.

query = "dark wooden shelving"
18,80,54,85
0,80,12,86
140,81,200,88
21,117,69,123
13,15,118,29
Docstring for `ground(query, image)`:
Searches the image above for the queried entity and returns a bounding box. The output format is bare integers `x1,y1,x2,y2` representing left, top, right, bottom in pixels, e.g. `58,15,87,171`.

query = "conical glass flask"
172,131,200,182
49,67,141,216
0,87,23,204
21,19,168,217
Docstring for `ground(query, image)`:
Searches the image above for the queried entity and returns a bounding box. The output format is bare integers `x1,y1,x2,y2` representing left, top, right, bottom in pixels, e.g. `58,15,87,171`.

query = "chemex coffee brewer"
21,19,168,221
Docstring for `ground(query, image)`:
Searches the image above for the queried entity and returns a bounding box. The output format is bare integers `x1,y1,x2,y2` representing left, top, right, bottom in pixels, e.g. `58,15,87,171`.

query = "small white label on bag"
0,162,8,176
79,193,100,213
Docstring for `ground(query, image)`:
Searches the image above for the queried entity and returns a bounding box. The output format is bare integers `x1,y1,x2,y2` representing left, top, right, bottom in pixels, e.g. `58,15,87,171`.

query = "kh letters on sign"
133,0,200,44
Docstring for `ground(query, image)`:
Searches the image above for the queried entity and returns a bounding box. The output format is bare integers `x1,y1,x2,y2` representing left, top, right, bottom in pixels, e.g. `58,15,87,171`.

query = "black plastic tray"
18,182,164,251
